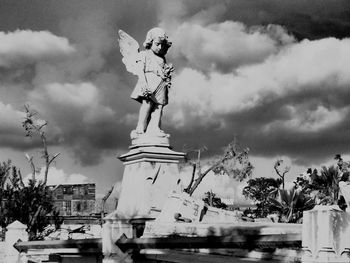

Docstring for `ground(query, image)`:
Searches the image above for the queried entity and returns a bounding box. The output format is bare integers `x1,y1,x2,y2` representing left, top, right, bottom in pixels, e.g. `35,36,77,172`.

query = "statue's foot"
130,129,144,139
135,128,144,134
147,128,169,138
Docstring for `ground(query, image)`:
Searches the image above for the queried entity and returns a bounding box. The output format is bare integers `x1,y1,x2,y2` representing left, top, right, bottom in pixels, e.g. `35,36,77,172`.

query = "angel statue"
118,27,174,139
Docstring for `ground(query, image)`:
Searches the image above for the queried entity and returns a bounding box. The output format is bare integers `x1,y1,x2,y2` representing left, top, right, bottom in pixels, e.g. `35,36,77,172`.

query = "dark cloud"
157,0,350,40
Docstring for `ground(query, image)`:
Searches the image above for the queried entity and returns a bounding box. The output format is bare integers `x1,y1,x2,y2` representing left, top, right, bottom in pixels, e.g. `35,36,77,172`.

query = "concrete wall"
302,205,350,263
0,242,5,263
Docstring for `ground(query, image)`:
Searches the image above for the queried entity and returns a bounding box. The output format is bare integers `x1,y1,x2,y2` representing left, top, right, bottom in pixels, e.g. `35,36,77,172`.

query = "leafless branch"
274,159,290,189
25,153,36,181
22,105,59,185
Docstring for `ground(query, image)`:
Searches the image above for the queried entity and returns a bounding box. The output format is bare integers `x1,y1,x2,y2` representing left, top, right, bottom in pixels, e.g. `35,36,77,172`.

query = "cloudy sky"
1,0,350,200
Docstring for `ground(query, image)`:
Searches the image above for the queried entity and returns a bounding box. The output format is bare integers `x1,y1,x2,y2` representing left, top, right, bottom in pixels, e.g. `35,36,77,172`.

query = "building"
48,183,96,216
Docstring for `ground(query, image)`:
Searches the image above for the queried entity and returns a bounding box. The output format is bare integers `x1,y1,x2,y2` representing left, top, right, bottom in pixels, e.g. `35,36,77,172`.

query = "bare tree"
183,145,207,193
100,185,115,224
274,159,290,189
22,105,60,185
183,140,253,196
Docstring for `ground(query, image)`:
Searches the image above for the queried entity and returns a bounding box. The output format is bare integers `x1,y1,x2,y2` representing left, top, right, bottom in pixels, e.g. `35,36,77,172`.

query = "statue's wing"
118,30,141,76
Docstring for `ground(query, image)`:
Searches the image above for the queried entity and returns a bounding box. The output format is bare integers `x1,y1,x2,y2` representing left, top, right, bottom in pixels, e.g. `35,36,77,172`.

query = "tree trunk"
184,163,196,193
188,165,216,196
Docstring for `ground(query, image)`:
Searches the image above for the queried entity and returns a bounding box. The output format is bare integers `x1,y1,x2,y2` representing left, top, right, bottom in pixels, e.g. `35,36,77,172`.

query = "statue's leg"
147,104,164,134
135,99,152,133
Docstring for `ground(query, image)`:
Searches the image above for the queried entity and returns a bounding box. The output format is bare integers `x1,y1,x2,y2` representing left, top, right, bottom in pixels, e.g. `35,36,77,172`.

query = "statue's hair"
143,27,172,49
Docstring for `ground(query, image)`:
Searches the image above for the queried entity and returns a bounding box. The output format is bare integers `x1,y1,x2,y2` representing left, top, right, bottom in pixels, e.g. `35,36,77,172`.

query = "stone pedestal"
116,144,185,219
102,138,185,262
102,215,133,263
5,221,28,263
302,205,350,263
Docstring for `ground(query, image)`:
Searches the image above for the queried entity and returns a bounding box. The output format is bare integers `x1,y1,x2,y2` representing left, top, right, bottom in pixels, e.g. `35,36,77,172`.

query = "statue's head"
143,27,172,56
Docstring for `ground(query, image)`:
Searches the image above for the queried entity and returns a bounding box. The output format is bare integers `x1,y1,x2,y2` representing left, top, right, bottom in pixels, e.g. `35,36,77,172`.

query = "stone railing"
8,205,350,263
5,220,102,263
14,238,102,263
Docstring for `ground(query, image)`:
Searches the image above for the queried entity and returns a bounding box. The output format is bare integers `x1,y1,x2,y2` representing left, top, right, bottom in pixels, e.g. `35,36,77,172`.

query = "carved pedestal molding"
302,205,350,263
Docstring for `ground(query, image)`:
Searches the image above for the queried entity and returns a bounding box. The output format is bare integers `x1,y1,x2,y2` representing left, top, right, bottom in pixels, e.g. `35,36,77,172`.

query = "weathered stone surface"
102,216,133,263
302,205,350,263
155,192,244,224
5,221,28,263
340,181,350,211
116,145,185,219
103,142,185,262
143,220,302,238
201,206,243,223
130,132,170,148
156,192,205,223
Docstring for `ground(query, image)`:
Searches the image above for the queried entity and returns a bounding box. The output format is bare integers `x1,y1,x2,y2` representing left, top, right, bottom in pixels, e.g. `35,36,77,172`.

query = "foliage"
313,165,340,204
294,165,341,205
0,106,62,240
242,177,282,217
335,154,350,173
0,162,59,240
184,140,254,196
268,188,315,223
294,168,314,193
0,160,11,189
202,191,227,209
243,177,282,202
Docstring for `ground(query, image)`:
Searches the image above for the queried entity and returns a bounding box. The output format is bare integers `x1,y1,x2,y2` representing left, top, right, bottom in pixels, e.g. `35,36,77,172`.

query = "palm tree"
268,188,315,223
313,165,340,204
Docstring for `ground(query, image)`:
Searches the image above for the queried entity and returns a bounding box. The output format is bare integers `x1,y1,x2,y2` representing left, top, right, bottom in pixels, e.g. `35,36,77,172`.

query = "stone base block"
116,145,185,219
302,205,350,263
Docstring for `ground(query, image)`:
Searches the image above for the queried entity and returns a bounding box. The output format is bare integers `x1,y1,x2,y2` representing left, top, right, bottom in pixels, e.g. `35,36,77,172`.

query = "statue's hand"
140,82,152,97
163,63,174,76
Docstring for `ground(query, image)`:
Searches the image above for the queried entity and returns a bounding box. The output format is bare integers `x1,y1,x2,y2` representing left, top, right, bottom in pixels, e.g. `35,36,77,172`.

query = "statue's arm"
135,52,151,95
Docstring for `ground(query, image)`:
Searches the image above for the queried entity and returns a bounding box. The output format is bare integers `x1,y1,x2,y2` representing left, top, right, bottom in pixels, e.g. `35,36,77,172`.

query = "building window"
76,202,81,212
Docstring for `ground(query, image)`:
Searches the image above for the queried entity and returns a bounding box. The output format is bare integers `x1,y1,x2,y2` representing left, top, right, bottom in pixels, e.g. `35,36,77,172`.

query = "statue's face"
151,38,169,57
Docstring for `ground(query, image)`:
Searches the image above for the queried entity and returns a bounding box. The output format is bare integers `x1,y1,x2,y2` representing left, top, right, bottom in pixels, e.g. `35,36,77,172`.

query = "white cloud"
27,82,118,165
263,105,346,133
171,21,295,72
29,82,115,126
0,102,25,132
0,30,75,68
257,38,350,88
169,37,350,131
24,166,90,186
0,102,30,148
